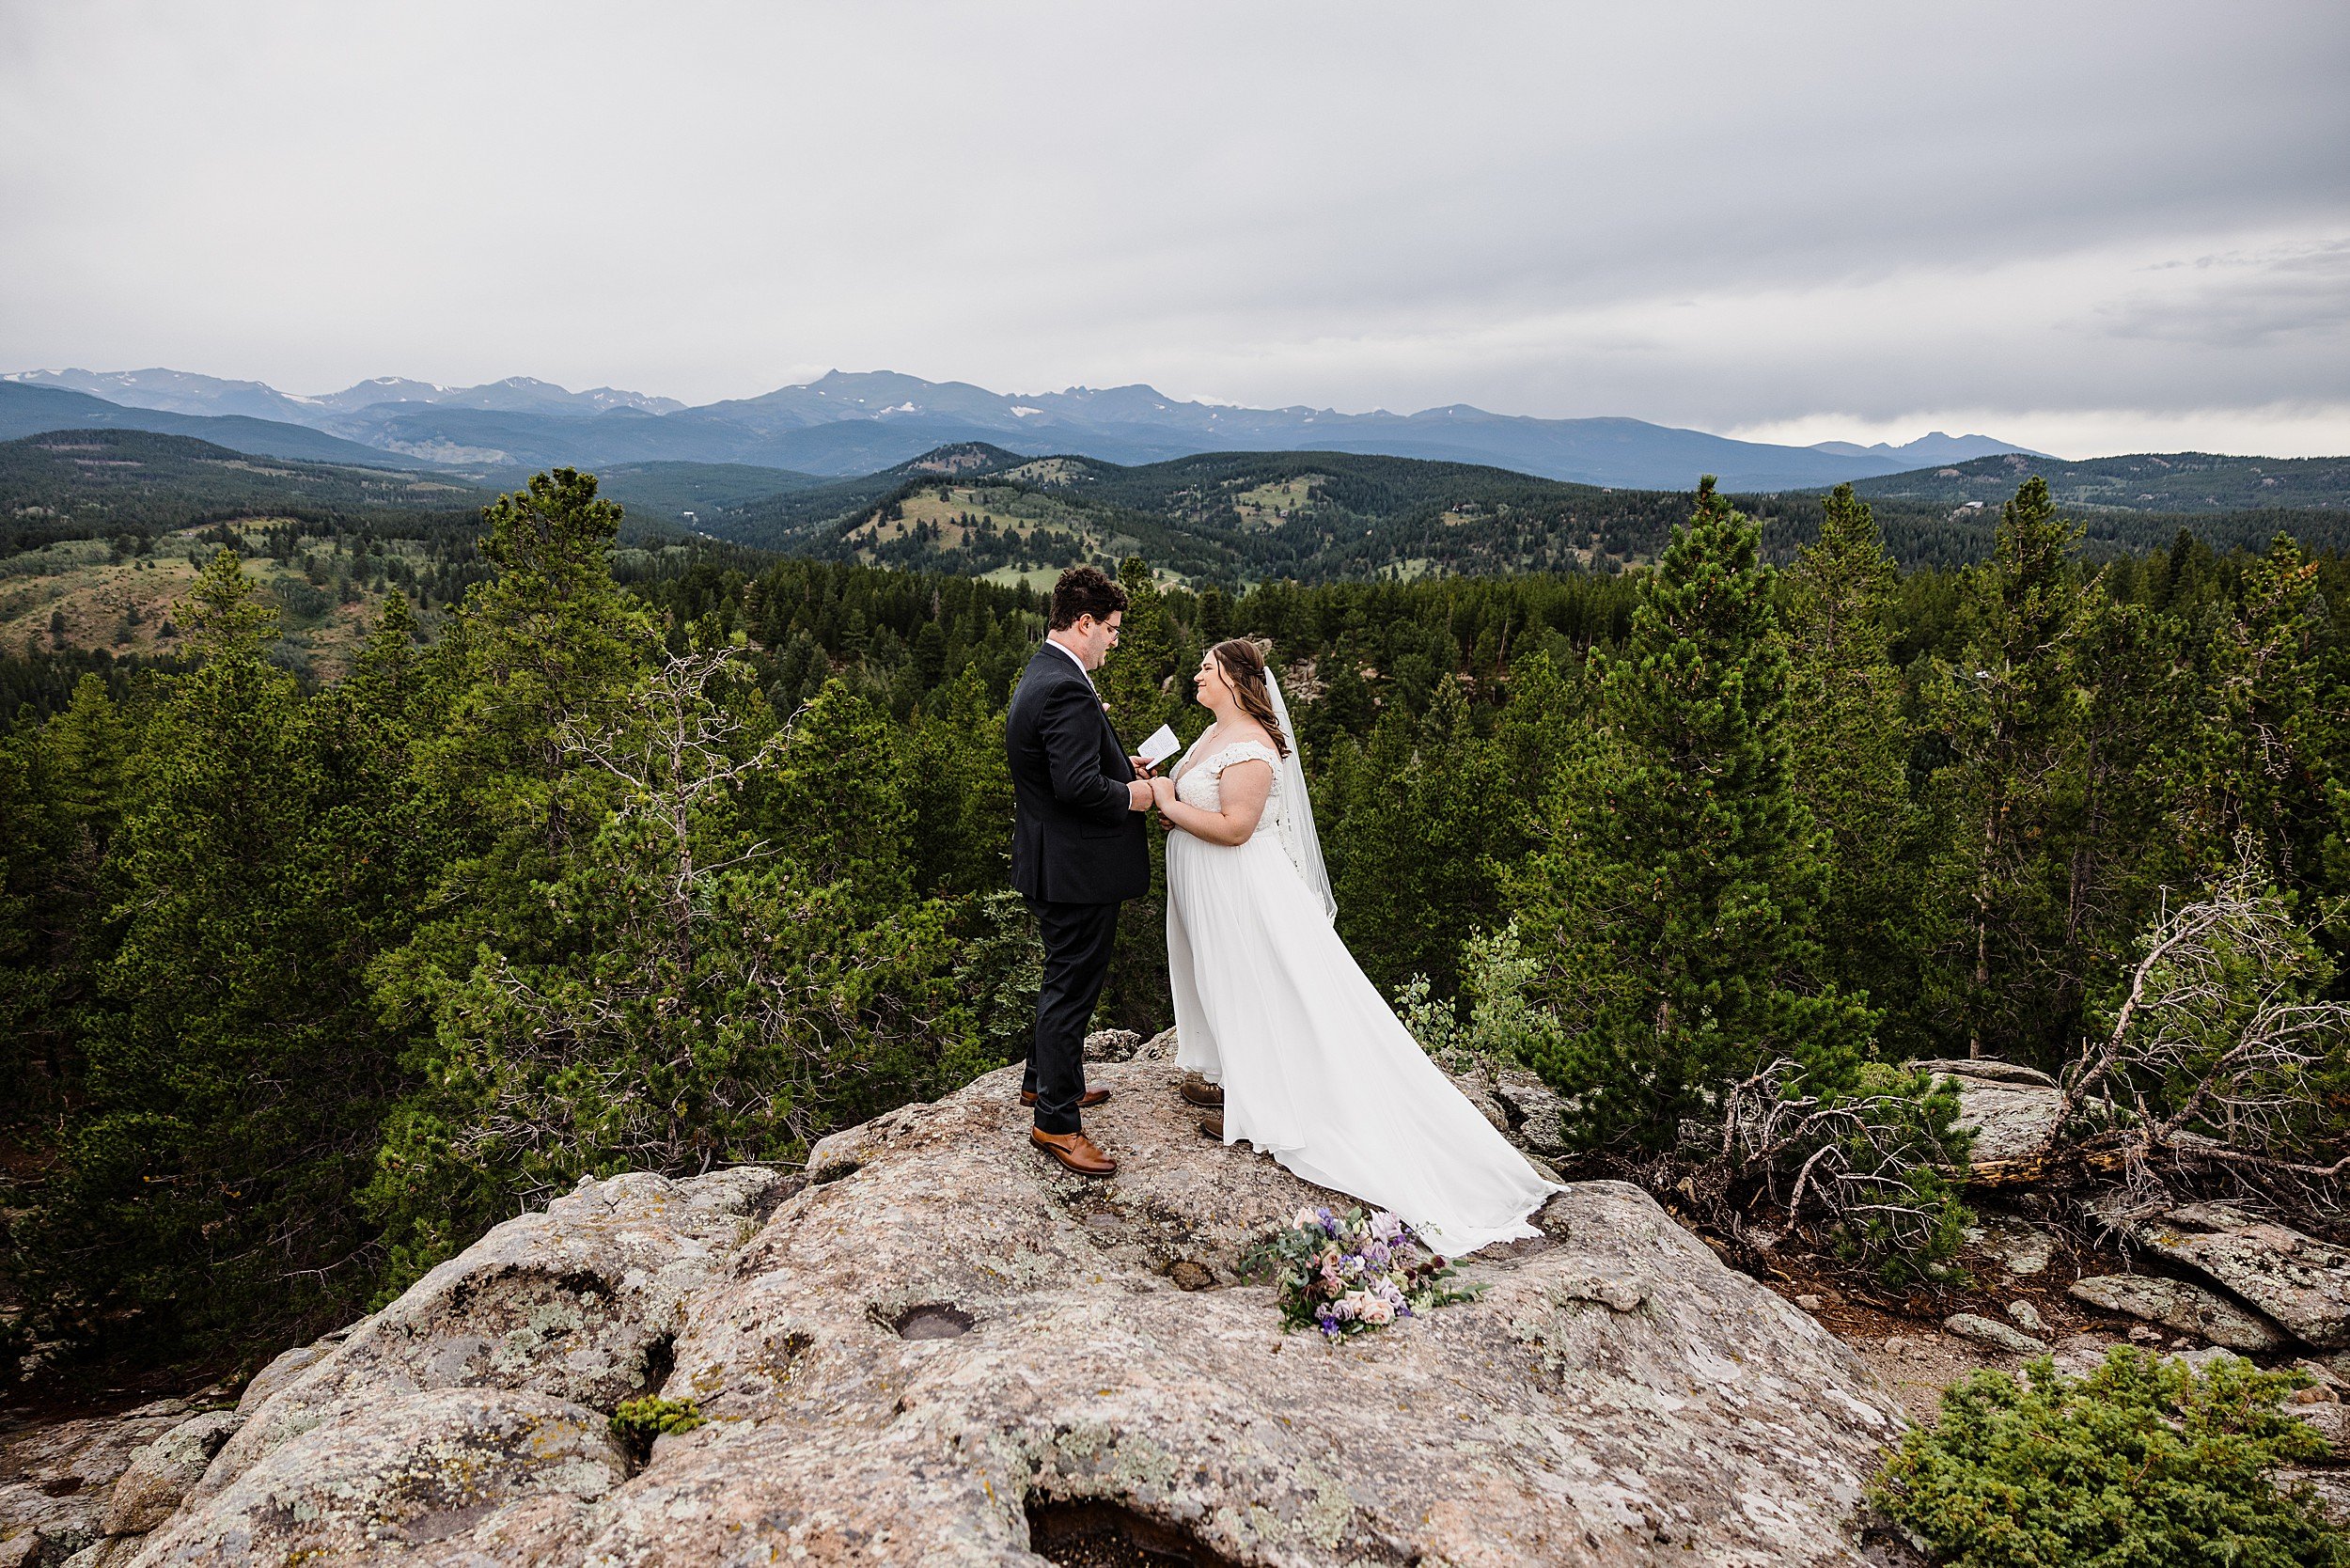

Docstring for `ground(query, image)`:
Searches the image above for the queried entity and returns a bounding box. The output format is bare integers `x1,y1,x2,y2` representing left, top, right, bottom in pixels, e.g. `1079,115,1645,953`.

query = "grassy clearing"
1000,459,1088,487
0,524,434,680
978,564,1070,592
1229,475,1324,532
851,484,1091,548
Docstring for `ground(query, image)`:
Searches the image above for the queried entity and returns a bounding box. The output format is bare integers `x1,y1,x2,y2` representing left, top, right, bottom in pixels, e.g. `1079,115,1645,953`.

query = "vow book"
1138,725,1182,769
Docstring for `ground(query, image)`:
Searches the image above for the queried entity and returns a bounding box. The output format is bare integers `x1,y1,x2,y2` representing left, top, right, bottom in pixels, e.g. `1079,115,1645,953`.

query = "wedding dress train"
1164,734,1559,1255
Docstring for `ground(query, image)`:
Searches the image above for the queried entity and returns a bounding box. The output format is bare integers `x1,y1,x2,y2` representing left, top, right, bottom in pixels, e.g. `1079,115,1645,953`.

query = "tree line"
2,466,2343,1380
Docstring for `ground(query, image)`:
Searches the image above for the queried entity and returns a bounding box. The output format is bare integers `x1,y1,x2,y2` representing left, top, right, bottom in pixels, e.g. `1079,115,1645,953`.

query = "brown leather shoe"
1021,1088,1111,1108
1031,1129,1119,1177
1198,1109,1225,1140
1180,1074,1224,1107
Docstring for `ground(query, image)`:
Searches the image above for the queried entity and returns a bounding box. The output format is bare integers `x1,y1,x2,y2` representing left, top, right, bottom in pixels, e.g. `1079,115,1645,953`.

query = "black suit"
1005,643,1149,1134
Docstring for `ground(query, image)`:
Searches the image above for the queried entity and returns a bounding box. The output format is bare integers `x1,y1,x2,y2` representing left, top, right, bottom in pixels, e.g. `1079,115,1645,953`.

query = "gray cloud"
0,0,2343,455
2094,240,2350,348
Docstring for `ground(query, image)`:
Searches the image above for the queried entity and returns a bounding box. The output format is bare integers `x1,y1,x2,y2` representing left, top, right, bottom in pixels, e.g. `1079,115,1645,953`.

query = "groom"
1007,564,1155,1178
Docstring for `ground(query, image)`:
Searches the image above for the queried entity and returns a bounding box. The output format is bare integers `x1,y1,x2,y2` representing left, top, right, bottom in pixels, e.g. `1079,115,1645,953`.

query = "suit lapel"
1034,643,1126,761
1087,666,1128,766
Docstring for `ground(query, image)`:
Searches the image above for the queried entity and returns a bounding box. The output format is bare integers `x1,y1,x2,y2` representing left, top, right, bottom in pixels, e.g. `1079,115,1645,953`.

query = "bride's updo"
1210,637,1291,759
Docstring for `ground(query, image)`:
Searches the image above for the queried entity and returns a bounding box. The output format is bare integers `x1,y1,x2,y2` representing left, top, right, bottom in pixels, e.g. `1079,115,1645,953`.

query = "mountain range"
3,366,2039,492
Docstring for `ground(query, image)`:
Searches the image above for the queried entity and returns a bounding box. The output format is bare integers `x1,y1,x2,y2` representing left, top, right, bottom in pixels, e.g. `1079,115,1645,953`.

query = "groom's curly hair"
1048,565,1129,630
1210,638,1291,759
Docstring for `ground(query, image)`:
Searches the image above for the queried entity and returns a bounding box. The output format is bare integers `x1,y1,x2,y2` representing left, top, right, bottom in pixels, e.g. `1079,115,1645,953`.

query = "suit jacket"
1007,643,1150,905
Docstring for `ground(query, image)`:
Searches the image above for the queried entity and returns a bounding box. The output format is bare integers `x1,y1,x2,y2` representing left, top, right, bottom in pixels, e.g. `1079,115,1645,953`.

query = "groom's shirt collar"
1043,636,1093,684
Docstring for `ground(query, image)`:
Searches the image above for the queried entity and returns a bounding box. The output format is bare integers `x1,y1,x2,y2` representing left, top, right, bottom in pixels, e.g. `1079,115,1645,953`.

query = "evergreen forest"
3,463,2346,1388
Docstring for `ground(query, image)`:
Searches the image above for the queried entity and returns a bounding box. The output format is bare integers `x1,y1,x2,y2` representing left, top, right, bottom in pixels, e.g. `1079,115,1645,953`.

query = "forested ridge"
710,442,2350,584
0,430,485,553
1854,447,2350,512
2,464,2345,1388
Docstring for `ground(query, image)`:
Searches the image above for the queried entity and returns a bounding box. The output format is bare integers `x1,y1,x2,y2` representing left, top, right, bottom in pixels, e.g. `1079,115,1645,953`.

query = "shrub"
1872,1348,2346,1567
1395,920,1562,1075
609,1394,704,1461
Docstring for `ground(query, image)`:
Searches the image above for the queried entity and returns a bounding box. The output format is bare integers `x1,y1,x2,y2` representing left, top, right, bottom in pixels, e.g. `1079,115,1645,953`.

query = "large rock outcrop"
100,1038,1910,1566
184,1161,793,1513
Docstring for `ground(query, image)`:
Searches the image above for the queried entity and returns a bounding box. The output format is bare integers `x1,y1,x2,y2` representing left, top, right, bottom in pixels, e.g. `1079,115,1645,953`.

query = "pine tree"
1302,653,1377,752
381,469,655,998
366,651,964,1294
0,674,132,1132
1325,682,1523,998
756,678,916,912
1490,648,1580,807
905,667,1015,898
1783,485,1935,1052
2198,535,2343,906
2057,593,2204,1042
33,555,408,1353
1512,478,1873,1151
1195,585,1234,643
1920,478,2099,1063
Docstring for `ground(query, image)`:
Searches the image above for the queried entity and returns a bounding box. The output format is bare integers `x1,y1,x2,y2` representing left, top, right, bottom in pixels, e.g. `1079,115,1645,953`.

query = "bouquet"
1240,1206,1483,1340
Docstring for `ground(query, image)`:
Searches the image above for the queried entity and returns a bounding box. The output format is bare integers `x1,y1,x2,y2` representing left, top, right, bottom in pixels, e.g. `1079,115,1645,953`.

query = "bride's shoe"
1179,1074,1224,1107
1197,1109,1224,1140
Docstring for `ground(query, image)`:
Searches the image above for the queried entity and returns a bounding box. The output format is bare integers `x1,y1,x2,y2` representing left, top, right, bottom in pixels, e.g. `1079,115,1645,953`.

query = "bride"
1150,638,1559,1255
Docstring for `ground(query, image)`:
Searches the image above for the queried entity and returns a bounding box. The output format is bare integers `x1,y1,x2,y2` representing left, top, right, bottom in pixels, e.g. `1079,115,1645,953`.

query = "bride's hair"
1209,638,1291,759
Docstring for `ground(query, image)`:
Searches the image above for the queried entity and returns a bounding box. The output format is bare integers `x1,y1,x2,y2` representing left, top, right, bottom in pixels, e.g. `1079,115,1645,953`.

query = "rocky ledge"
33,1034,1915,1567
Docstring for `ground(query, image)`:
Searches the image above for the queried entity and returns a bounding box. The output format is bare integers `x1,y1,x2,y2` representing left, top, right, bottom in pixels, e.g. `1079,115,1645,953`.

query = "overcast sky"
2,2,2344,457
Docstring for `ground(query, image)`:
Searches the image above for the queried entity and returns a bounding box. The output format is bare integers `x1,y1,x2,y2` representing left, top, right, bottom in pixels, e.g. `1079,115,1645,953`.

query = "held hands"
1125,760,1179,816
1124,756,1157,812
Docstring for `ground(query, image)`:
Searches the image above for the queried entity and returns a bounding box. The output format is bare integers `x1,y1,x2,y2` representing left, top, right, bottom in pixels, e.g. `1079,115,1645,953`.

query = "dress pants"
1023,897,1120,1135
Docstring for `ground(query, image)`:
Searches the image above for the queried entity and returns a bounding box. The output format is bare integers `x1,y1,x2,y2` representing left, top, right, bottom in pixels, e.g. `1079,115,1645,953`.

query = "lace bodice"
1173,739,1284,826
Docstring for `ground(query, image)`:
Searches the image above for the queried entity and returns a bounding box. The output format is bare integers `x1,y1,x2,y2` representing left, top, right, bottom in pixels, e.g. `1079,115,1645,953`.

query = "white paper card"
1138,724,1182,767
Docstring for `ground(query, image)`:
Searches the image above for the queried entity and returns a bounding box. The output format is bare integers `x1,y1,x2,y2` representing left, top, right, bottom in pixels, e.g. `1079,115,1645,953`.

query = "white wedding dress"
1163,715,1559,1256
